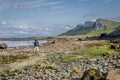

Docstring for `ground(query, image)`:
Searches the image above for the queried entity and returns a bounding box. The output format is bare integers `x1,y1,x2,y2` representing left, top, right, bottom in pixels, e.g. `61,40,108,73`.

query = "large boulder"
81,68,103,80
0,43,8,49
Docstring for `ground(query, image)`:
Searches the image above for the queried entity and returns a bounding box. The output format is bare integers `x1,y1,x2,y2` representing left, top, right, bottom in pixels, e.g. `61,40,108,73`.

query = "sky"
0,0,120,38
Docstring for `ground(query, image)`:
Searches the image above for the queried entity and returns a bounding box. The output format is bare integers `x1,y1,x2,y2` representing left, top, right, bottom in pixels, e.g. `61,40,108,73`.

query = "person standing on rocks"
34,38,39,52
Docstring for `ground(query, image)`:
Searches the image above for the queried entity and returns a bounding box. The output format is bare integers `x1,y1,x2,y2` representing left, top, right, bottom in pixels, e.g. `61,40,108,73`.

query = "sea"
0,40,47,47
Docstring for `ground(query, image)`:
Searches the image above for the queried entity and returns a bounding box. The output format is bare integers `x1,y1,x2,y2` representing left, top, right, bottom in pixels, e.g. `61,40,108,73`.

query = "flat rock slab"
106,68,120,80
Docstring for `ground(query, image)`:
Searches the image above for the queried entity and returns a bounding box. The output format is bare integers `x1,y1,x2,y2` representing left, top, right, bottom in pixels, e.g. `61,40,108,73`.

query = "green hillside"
60,19,120,37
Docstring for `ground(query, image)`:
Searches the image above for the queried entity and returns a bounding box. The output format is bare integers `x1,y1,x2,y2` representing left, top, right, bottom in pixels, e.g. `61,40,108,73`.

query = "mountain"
59,19,120,36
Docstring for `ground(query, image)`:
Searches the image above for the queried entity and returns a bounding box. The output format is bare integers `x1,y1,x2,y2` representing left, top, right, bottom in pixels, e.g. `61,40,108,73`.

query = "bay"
0,40,47,47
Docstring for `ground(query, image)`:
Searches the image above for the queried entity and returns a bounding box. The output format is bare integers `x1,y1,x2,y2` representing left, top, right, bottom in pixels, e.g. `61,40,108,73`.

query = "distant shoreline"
0,37,55,41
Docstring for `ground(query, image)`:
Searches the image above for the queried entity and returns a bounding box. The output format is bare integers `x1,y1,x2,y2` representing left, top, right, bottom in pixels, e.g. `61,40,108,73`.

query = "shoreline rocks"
0,54,119,80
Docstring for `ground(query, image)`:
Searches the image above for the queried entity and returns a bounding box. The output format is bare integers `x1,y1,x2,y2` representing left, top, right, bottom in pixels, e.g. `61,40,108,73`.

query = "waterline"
0,40,47,47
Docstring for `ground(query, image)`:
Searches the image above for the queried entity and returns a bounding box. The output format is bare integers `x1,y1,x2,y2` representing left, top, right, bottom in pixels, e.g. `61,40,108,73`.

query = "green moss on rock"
81,68,104,80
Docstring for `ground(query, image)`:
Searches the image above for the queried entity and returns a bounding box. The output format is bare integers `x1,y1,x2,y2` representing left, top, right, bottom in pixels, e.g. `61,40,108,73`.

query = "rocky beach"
0,38,119,80
0,0,120,79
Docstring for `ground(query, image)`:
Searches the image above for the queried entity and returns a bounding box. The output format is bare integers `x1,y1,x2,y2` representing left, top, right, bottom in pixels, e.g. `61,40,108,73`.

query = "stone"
117,54,120,59
0,43,8,49
77,38,83,41
115,64,120,68
81,68,103,80
110,44,120,50
72,68,84,78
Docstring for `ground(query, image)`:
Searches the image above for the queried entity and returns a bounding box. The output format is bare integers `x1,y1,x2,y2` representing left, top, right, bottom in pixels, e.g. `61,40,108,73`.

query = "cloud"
109,16,120,21
0,0,64,10
0,0,42,9
50,6,64,10
0,21,7,25
64,25,75,30
18,24,29,30
17,31,28,34
0,21,74,37
48,1,63,5
45,27,49,31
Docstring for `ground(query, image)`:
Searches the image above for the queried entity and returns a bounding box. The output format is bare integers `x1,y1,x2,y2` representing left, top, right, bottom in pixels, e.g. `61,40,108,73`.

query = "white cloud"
45,27,49,31
0,0,64,10
48,1,63,5
17,31,28,34
64,25,74,30
18,24,29,30
0,0,39,9
50,6,64,10
0,21,7,25
91,19,97,22
0,21,74,37
44,31,51,35
15,24,42,31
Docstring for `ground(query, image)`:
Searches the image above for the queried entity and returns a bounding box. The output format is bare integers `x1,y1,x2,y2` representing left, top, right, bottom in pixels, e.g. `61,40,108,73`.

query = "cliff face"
59,19,120,36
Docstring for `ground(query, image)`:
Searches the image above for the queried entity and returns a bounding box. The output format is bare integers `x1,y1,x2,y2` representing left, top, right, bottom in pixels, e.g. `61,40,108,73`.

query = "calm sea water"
0,40,47,47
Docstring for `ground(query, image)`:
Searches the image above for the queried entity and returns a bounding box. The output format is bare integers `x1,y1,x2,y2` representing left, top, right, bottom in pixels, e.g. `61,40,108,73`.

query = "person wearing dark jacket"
34,38,39,51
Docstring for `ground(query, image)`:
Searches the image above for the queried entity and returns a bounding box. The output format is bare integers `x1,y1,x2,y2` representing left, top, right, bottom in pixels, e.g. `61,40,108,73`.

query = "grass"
48,53,82,63
62,57,82,63
0,55,29,64
49,41,119,63
86,23,120,37
70,42,119,59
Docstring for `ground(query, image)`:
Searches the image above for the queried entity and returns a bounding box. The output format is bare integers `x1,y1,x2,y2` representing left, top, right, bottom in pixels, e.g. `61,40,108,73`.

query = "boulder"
99,33,107,38
78,38,83,41
81,68,103,80
0,43,8,49
110,44,120,50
